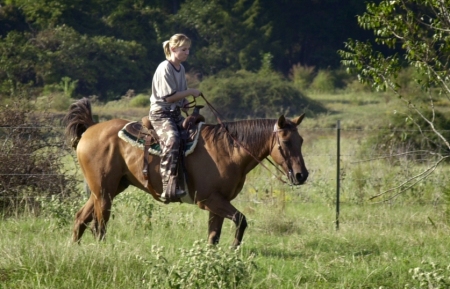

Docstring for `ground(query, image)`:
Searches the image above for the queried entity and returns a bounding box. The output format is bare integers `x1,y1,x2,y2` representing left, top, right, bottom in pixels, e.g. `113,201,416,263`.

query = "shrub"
144,241,256,288
199,70,326,120
309,70,336,93
37,193,86,228
405,261,450,288
366,109,450,162
129,94,149,108
289,64,315,91
0,90,79,214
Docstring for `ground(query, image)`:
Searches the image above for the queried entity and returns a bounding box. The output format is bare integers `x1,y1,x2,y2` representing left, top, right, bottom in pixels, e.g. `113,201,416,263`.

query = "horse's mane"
202,119,276,153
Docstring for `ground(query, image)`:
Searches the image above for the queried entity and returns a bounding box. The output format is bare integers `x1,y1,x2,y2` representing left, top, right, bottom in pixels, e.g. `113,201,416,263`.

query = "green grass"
1,194,449,288
2,90,450,288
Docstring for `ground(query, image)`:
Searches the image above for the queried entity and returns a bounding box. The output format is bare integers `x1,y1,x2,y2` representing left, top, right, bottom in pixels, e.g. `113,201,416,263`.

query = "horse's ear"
277,115,286,128
292,113,305,127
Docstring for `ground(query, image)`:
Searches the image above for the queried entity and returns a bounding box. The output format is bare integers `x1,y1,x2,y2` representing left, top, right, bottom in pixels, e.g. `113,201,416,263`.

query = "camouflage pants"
149,111,184,186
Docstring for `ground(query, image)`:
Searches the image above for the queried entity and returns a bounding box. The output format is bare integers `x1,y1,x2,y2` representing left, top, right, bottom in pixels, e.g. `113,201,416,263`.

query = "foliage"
129,94,150,108
199,70,327,119
289,64,316,91
145,242,255,288
309,70,336,93
0,25,151,100
405,261,450,289
39,77,79,111
0,90,79,214
115,190,155,230
174,0,248,74
369,109,450,160
0,0,378,99
339,0,450,204
0,31,39,94
37,193,86,228
339,0,450,153
41,26,150,100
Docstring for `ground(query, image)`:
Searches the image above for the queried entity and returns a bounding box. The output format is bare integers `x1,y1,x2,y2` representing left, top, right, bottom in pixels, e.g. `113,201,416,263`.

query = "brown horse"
64,98,308,247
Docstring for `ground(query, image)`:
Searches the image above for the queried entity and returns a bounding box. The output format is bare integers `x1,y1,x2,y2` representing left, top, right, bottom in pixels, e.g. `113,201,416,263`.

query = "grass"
2,90,450,288
1,195,449,288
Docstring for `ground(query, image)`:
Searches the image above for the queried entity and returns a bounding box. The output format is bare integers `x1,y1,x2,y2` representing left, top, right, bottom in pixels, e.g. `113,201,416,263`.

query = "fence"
1,123,449,225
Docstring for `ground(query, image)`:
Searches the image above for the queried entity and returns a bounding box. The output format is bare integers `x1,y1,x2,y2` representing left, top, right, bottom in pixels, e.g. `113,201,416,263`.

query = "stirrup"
161,188,186,199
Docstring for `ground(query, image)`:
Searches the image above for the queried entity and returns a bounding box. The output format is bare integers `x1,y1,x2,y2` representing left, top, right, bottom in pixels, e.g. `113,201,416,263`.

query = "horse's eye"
282,139,291,146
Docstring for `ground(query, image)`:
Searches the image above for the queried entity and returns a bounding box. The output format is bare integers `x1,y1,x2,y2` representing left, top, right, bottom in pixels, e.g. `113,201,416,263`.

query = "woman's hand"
189,89,201,98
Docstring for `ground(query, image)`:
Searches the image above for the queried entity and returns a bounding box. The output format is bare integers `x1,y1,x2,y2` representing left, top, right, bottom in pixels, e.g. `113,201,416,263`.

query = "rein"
199,94,291,185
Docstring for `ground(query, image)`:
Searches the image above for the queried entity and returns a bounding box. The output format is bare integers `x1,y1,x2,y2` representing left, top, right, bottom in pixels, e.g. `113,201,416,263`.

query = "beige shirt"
149,60,188,113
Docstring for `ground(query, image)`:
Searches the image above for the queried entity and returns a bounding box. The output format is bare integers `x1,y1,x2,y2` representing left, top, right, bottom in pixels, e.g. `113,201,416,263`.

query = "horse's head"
270,114,309,185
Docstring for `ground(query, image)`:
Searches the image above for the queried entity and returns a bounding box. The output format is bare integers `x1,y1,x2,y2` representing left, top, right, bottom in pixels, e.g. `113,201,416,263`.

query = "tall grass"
2,88,450,288
1,192,449,288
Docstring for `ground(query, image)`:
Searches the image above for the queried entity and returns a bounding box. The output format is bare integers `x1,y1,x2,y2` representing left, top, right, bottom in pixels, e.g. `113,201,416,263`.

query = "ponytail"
162,34,191,60
163,41,171,60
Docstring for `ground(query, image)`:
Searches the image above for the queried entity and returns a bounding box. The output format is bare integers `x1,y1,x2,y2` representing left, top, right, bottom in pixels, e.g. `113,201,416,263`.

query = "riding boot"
161,175,186,200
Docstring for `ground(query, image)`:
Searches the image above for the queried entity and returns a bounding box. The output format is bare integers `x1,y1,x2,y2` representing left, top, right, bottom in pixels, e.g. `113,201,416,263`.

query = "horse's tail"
63,97,96,149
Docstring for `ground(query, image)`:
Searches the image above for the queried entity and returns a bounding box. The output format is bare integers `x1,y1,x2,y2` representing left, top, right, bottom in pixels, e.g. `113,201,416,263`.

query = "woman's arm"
165,88,201,103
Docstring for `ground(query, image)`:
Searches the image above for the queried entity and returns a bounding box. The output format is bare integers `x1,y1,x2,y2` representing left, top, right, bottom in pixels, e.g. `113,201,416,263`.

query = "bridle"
198,93,299,185
272,124,300,184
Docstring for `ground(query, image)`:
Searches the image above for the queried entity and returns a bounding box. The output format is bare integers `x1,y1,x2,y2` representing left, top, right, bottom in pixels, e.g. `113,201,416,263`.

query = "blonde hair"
163,34,191,60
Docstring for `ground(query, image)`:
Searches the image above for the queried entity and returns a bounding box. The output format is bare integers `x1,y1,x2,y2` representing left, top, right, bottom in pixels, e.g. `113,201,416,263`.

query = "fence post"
336,120,340,231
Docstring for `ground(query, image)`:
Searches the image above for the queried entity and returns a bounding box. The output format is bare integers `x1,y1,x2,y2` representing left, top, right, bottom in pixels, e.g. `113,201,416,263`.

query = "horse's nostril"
296,171,308,183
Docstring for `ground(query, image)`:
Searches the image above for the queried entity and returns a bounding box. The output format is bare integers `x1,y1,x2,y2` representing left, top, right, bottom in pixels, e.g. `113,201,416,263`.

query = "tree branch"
369,155,448,202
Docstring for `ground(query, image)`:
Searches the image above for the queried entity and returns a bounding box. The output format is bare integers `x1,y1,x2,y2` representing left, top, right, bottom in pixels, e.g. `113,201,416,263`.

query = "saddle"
119,106,205,203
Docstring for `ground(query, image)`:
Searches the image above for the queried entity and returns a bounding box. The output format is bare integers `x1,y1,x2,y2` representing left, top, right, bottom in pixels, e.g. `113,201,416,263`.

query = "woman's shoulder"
156,60,170,69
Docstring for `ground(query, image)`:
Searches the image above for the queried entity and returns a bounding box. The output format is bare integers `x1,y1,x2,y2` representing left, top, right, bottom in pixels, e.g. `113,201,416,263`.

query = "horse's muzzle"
289,170,309,185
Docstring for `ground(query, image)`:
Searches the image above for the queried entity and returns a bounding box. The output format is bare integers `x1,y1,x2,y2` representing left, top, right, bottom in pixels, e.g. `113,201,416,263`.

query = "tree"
0,0,166,100
174,0,262,74
339,0,450,200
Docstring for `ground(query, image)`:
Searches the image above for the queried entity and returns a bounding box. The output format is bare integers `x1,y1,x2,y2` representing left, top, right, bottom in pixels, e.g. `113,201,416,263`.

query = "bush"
289,64,315,91
145,241,256,288
0,90,79,214
199,70,327,120
309,70,336,93
405,261,450,288
129,94,150,108
364,109,450,162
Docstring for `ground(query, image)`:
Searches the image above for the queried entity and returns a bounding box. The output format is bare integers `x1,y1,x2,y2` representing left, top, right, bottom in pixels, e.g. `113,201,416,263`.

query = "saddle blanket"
118,121,203,156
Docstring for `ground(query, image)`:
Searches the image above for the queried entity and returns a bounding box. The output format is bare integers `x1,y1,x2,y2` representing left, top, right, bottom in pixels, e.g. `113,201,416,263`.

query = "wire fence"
1,124,450,224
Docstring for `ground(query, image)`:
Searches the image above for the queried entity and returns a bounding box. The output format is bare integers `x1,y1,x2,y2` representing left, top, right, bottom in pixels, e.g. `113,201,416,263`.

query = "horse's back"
77,119,128,152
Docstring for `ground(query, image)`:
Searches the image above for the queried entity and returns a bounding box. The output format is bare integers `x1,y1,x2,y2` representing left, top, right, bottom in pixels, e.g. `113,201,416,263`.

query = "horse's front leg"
208,212,225,245
201,194,248,248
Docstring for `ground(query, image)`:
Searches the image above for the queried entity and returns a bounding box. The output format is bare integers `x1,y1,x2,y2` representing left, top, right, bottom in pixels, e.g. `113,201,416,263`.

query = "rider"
149,33,201,200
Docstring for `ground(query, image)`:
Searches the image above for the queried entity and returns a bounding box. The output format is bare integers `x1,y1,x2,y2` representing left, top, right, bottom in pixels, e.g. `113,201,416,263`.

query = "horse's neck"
202,121,274,163
221,124,273,162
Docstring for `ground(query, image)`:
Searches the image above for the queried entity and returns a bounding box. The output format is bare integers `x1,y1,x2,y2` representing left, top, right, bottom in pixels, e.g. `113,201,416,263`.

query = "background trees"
0,0,376,100
339,0,450,200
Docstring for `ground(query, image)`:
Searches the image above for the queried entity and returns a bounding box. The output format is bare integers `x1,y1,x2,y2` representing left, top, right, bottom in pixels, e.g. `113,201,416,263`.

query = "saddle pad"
118,122,203,156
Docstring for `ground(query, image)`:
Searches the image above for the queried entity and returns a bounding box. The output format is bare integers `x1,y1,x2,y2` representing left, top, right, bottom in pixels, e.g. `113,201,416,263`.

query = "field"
1,91,450,288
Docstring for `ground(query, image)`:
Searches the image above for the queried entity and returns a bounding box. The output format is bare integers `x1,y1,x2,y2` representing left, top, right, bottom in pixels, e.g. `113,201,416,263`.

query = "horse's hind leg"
73,197,94,243
91,188,114,241
89,177,129,241
208,212,225,245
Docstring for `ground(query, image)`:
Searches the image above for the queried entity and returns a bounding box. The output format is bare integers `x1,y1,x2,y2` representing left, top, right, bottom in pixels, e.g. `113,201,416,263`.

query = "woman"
149,33,201,200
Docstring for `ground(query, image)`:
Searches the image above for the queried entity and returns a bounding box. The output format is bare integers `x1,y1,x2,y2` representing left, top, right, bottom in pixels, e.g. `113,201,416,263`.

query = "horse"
64,98,308,247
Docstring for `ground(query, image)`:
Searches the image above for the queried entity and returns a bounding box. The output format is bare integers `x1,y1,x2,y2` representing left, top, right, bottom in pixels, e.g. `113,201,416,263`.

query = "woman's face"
171,44,190,63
